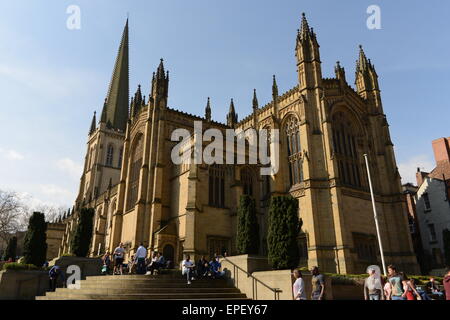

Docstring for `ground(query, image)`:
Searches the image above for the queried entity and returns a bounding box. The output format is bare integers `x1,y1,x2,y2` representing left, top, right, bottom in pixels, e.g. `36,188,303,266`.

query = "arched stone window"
285,116,303,186
127,135,143,210
118,147,123,168
106,144,114,167
332,111,362,187
241,167,253,197
209,164,225,208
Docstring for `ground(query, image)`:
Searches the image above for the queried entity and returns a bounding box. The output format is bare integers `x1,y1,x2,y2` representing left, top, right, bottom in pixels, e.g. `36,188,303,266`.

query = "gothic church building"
59,15,419,274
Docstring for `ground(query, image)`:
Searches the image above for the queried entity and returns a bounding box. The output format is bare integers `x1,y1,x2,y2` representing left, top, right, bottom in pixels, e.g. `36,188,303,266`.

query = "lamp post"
363,154,387,276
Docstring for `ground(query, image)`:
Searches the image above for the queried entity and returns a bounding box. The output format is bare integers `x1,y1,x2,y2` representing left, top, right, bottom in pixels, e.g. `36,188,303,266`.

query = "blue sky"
0,0,449,208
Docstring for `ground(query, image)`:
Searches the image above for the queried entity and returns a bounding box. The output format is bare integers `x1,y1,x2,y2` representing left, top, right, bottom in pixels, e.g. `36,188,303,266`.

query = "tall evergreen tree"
267,196,300,269
237,195,259,254
23,212,47,267
443,229,450,267
71,208,95,257
2,236,17,261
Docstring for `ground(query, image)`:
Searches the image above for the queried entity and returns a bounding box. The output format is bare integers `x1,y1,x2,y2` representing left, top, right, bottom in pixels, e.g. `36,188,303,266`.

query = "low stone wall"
221,255,333,300
0,270,49,300
50,256,102,279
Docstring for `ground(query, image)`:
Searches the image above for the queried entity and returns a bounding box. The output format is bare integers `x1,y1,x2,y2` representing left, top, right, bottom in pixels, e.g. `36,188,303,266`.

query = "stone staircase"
36,272,248,300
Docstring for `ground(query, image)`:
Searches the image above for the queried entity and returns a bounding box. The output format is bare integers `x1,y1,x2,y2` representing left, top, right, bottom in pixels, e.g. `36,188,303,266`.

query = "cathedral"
58,14,419,274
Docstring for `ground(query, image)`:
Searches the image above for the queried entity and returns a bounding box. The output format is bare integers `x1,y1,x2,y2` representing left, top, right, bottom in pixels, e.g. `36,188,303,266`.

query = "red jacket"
444,276,450,300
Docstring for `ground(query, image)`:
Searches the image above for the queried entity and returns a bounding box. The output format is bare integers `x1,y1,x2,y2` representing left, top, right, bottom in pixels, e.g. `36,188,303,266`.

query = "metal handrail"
219,256,282,300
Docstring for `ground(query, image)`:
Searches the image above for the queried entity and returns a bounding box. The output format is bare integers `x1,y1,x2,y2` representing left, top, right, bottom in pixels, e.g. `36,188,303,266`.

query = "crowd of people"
100,243,225,284
53,241,450,300
292,264,450,300
100,242,171,276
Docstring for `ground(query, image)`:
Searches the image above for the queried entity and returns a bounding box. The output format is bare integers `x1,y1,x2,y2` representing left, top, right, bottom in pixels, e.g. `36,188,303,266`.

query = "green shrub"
237,195,259,255
23,212,47,267
71,208,94,257
267,196,300,270
2,262,39,271
61,253,75,257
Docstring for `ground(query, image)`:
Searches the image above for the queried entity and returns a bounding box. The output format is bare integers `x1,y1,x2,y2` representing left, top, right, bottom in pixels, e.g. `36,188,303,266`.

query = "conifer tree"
267,196,300,269
71,208,94,257
23,212,47,267
237,195,259,254
2,236,17,261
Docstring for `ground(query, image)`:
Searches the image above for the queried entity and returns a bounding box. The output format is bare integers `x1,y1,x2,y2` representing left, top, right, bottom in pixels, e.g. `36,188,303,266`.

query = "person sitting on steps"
182,255,195,285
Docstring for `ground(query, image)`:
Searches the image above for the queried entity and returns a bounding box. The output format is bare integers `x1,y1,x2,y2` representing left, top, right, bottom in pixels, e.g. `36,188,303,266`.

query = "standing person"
444,269,450,301
135,243,147,275
102,252,111,275
388,265,405,300
310,266,325,300
383,276,392,300
403,276,421,300
292,269,307,300
48,265,65,292
364,266,384,300
182,255,195,285
113,242,126,275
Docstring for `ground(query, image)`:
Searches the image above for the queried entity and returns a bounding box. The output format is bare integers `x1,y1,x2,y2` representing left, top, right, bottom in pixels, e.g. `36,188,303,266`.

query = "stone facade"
58,14,419,274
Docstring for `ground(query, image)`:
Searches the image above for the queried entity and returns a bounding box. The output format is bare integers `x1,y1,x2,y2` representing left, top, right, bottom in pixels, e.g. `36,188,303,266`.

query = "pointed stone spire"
272,75,279,99
205,97,212,122
227,98,238,127
335,61,346,82
131,84,143,117
356,45,369,73
252,89,259,110
299,12,311,41
89,111,96,135
150,59,169,106
103,19,129,132
67,207,71,217
100,98,107,123
156,58,165,79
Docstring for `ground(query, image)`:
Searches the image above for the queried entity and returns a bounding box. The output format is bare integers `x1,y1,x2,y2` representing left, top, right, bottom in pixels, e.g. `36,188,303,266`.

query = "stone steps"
48,287,240,295
36,272,248,300
38,292,247,300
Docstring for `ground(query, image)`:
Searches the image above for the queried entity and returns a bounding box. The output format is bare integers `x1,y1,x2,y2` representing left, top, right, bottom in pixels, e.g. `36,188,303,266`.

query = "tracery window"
106,144,114,167
285,116,303,186
332,111,362,187
209,164,225,208
126,136,143,210
241,167,253,197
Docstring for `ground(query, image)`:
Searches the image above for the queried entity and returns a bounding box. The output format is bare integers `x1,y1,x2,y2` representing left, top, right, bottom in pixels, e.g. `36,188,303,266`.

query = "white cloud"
38,184,74,202
56,158,83,180
398,154,434,185
0,148,24,160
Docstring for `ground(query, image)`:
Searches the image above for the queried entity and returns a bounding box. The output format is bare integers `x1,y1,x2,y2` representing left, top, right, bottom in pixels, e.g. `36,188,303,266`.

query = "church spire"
355,45,379,93
227,98,238,127
89,111,96,135
103,19,129,132
205,97,212,122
